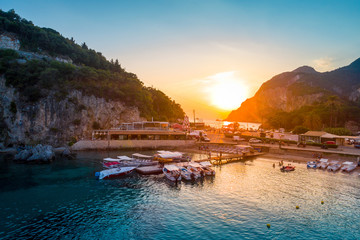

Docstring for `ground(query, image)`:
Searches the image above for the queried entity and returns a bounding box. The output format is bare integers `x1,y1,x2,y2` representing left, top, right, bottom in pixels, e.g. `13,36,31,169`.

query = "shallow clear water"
1,151,360,240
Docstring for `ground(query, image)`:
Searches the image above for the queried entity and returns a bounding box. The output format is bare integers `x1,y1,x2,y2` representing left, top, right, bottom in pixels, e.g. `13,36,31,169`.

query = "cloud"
312,57,334,72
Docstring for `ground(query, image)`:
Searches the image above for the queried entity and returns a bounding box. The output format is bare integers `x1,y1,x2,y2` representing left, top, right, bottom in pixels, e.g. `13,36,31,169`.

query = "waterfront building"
92,121,187,141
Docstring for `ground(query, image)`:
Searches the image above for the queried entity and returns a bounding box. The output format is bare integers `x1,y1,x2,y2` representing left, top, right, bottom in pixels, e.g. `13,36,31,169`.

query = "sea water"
0,151,359,240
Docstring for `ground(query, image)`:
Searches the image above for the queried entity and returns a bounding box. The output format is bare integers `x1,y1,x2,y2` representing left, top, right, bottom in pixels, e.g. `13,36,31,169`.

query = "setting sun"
206,72,248,110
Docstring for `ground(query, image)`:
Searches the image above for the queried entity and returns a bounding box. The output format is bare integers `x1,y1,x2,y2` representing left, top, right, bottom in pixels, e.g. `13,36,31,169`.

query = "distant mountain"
226,58,360,132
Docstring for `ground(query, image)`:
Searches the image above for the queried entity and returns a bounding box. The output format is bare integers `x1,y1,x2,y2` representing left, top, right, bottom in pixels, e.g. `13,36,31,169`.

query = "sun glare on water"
207,72,248,110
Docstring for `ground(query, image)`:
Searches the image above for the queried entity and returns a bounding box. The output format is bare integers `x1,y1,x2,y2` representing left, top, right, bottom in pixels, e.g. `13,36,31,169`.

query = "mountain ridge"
226,57,360,132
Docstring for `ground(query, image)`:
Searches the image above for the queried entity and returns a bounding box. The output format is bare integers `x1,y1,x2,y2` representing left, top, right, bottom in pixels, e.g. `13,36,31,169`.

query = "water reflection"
0,154,360,239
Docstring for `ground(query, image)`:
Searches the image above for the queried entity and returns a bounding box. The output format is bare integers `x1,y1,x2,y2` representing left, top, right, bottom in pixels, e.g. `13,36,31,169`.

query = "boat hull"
97,167,136,180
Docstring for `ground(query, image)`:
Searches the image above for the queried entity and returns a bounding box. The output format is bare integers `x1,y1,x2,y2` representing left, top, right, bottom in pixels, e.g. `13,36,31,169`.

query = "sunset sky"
2,0,360,120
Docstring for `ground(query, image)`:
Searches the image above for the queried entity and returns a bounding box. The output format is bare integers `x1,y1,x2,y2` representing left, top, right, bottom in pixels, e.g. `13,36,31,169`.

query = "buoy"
321,201,324,204
267,224,271,228
296,206,299,209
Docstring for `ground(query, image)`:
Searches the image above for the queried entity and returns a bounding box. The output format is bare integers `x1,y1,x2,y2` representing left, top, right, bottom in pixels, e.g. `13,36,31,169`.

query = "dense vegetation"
264,95,360,133
0,9,184,121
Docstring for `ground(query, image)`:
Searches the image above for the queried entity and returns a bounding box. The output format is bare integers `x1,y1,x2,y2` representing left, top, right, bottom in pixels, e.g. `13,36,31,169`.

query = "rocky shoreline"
0,144,74,163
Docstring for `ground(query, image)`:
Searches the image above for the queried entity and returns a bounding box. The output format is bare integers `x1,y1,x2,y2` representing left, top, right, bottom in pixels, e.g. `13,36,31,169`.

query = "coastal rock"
14,149,32,161
14,144,54,162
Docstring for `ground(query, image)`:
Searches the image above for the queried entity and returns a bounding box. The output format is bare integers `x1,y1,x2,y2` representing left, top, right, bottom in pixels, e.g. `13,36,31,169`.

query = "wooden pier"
195,152,264,165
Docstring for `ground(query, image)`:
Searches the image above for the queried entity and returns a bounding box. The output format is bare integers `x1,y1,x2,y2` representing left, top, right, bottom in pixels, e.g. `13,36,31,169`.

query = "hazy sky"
2,0,360,120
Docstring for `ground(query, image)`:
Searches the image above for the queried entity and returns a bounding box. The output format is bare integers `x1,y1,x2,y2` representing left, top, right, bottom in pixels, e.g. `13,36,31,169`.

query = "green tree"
292,126,309,134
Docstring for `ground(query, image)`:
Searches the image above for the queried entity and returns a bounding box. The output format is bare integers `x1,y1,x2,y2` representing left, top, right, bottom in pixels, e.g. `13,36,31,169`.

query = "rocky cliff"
226,59,360,129
0,76,143,146
0,9,185,147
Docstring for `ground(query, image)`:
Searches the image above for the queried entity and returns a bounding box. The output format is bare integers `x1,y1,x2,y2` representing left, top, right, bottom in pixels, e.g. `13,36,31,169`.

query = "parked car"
305,140,315,144
249,138,262,143
325,141,336,145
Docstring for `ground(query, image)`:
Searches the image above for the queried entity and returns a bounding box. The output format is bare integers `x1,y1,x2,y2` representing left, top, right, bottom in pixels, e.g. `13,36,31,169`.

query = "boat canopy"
199,161,212,167
319,158,328,162
117,156,133,161
189,162,202,168
157,151,183,159
132,153,153,159
103,157,120,162
342,161,354,165
164,165,179,171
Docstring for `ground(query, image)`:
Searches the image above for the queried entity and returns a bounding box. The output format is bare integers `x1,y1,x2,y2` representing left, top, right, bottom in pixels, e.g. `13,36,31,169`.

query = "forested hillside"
0,9,184,122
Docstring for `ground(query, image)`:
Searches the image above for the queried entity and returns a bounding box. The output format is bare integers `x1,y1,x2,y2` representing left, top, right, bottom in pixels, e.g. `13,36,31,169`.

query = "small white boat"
307,161,317,169
163,165,181,182
127,154,158,166
103,157,121,162
187,162,205,178
327,161,341,172
179,166,197,181
154,151,183,163
95,167,136,180
199,161,215,176
341,162,357,173
317,158,329,169
132,153,153,160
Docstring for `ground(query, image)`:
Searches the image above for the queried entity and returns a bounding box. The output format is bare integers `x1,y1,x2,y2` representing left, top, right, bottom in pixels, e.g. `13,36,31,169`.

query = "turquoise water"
1,151,360,239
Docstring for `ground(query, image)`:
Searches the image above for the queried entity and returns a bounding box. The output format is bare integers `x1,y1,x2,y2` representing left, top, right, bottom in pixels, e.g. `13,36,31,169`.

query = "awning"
103,157,120,162
199,161,212,167
132,153,153,159
117,156,133,161
164,165,179,171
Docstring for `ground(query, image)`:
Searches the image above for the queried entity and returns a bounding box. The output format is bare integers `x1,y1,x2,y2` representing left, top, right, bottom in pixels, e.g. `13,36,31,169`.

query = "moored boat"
199,161,215,176
95,167,136,180
154,151,183,163
327,161,341,172
280,164,295,172
179,166,197,181
341,162,357,173
307,161,317,169
187,162,205,178
317,158,329,169
163,165,182,182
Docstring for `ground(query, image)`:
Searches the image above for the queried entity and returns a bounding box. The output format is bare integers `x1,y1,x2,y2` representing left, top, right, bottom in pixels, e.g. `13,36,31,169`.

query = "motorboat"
199,161,215,176
179,166,197,181
187,162,205,178
280,164,295,172
341,162,357,173
103,157,123,168
103,155,157,168
317,158,329,169
154,151,183,163
307,161,317,169
327,161,341,172
130,154,158,166
163,165,182,182
103,156,139,168
95,167,136,180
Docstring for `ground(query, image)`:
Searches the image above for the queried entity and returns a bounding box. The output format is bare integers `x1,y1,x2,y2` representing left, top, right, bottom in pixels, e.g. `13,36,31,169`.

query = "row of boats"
163,161,215,182
307,159,358,172
95,151,215,181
